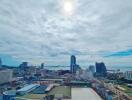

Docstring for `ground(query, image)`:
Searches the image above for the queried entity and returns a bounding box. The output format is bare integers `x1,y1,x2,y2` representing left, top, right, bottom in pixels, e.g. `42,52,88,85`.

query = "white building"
76,69,94,80
0,69,13,84
124,71,132,80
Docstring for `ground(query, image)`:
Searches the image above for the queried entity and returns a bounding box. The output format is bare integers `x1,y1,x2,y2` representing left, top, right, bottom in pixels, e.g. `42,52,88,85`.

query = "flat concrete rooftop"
70,88,102,100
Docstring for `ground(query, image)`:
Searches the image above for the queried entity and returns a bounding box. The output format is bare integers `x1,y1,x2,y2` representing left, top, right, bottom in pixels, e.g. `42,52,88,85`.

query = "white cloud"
0,0,132,67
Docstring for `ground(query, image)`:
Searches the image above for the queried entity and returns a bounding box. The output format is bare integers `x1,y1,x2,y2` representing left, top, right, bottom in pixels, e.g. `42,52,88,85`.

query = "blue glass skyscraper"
96,62,107,77
70,55,77,74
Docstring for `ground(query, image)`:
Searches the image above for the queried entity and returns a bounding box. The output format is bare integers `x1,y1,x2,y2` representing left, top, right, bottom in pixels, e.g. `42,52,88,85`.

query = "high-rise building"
70,55,76,74
70,55,80,74
95,62,107,77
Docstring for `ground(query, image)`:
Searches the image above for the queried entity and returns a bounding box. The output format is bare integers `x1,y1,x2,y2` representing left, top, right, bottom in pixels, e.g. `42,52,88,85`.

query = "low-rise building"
17,84,40,95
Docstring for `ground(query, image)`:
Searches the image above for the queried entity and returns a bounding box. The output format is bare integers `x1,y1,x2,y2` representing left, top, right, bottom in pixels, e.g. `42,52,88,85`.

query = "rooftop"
15,85,47,100
48,86,71,98
15,93,46,100
17,84,39,93
69,88,102,100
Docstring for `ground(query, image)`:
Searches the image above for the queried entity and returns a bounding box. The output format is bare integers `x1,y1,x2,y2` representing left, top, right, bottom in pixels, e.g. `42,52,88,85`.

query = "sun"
61,0,75,16
64,1,73,14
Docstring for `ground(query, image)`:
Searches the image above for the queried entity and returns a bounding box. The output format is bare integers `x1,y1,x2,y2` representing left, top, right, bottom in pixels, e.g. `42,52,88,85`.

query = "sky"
0,0,132,67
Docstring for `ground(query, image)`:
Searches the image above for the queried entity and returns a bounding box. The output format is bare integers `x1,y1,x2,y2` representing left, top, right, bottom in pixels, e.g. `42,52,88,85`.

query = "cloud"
0,0,132,66
105,49,132,57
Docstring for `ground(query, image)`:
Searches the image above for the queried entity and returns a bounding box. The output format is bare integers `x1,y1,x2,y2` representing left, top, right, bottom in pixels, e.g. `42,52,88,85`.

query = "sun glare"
61,0,75,16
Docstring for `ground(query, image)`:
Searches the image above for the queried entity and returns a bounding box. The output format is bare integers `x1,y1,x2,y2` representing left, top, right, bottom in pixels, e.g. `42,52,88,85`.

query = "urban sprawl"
0,55,132,100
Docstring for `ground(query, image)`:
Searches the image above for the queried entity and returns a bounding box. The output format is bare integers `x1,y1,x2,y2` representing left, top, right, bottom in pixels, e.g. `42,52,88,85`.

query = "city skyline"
0,0,132,67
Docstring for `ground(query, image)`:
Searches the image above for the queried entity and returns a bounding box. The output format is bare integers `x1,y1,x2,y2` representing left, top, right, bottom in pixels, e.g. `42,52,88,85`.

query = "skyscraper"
70,55,77,74
95,62,107,77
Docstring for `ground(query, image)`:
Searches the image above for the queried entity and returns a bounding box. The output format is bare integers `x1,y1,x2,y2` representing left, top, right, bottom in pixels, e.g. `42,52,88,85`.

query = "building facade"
70,55,76,74
96,62,107,77
70,55,80,74
0,69,13,84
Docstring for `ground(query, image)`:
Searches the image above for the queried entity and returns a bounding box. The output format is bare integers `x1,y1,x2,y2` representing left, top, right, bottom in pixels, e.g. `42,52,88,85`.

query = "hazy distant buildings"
124,71,132,81
70,55,80,74
41,63,44,69
0,69,13,84
19,62,28,70
89,65,95,74
96,62,107,77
